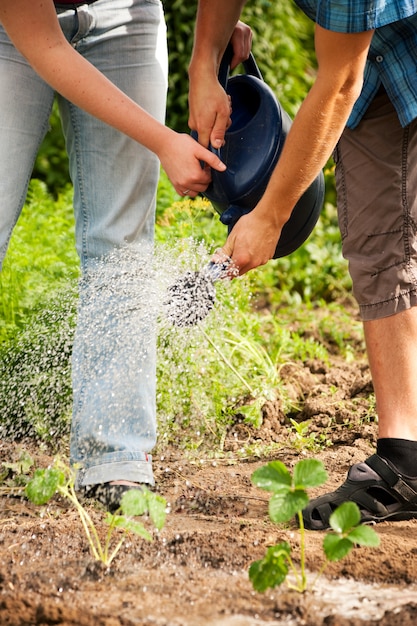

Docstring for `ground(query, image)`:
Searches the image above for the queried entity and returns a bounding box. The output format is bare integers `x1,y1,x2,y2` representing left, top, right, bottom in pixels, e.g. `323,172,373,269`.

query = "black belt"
55,1,99,8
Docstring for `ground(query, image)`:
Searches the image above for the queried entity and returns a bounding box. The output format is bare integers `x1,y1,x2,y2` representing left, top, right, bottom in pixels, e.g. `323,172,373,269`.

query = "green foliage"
25,459,167,567
252,459,326,525
249,459,380,593
322,501,381,560
32,99,70,192
0,173,359,454
0,179,78,341
289,418,332,452
249,542,292,592
0,295,75,442
0,180,78,442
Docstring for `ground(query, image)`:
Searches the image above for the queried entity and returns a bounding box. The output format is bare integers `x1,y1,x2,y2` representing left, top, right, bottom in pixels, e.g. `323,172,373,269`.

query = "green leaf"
237,398,264,428
293,459,328,489
107,515,152,541
251,462,292,493
119,488,148,517
269,490,309,523
147,493,167,531
249,542,291,592
347,525,380,547
3,450,34,476
119,489,166,531
25,468,63,505
323,534,353,562
329,502,361,533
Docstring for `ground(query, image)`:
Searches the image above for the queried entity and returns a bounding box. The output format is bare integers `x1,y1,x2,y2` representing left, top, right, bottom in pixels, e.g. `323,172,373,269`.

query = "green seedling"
249,459,380,593
25,458,166,567
289,418,332,452
0,448,34,492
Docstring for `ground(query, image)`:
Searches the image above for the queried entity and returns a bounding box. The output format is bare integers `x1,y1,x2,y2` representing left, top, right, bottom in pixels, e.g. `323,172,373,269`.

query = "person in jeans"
0,0,250,511
188,0,417,528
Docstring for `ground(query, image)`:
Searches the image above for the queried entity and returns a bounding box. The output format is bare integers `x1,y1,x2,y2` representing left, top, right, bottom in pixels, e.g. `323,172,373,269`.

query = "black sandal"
302,454,417,531
81,482,145,513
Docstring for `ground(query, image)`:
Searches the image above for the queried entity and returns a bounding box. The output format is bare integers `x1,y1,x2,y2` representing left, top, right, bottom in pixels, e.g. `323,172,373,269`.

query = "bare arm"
0,0,226,195
219,25,374,273
188,0,248,148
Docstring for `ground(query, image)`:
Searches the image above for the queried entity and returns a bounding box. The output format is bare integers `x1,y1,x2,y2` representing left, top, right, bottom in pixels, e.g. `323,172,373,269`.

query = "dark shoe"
81,482,145,514
302,454,417,530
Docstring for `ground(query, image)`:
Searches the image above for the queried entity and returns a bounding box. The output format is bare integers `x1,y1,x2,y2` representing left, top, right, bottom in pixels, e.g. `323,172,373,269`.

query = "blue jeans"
0,0,168,488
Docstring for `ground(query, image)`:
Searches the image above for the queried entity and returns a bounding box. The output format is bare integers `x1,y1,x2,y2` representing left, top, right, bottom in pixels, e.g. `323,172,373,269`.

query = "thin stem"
106,535,127,567
102,517,115,565
200,328,255,395
102,514,125,566
310,560,329,591
64,485,104,562
297,510,308,592
285,555,304,593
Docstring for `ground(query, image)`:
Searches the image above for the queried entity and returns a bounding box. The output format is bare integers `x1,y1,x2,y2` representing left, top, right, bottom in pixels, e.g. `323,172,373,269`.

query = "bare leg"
363,307,417,441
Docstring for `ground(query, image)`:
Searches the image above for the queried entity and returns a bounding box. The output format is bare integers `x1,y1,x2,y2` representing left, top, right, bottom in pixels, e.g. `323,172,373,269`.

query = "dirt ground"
1,356,417,626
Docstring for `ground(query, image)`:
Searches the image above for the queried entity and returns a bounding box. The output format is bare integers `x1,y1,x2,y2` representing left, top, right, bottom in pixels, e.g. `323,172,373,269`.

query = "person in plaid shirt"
189,0,417,529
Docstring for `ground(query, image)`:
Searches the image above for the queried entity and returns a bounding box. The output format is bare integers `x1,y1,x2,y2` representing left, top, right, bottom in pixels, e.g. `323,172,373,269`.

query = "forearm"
254,26,373,229
188,0,248,148
189,0,247,78
0,0,230,197
30,44,172,155
256,78,358,227
0,0,172,157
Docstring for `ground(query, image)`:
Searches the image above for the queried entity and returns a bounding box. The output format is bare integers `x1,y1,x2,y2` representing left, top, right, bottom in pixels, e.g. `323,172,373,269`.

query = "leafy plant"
289,418,332,452
33,99,70,193
25,459,167,568
0,448,34,492
249,459,380,593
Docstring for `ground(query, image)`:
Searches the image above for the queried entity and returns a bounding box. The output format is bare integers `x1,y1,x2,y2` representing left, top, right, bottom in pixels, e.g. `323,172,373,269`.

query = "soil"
2,354,417,626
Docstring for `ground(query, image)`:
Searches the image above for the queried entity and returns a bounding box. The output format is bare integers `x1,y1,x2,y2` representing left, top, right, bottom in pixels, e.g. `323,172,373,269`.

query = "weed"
25,458,167,568
249,459,380,593
0,448,34,493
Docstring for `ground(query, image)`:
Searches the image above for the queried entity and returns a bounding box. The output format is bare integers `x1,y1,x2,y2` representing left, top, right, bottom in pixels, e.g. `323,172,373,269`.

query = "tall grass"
0,172,360,453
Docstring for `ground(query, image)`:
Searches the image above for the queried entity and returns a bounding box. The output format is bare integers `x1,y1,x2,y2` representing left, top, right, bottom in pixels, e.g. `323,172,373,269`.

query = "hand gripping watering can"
196,46,325,258
165,47,325,327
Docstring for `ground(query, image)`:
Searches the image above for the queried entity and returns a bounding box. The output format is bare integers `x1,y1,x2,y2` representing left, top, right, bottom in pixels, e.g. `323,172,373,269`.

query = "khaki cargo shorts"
334,87,417,321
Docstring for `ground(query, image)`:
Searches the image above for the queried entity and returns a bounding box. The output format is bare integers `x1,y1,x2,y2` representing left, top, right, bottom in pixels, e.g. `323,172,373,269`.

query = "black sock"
377,438,417,478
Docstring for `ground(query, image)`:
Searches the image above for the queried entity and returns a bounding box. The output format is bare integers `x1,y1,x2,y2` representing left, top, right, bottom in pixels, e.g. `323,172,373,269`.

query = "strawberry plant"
25,458,166,567
249,459,380,592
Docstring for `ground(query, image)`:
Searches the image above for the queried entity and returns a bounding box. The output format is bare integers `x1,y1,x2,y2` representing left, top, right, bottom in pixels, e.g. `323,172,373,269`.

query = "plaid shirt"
294,0,417,128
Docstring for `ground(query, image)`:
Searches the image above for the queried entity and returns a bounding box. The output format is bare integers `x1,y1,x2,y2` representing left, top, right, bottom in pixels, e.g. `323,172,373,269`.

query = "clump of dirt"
1,356,417,626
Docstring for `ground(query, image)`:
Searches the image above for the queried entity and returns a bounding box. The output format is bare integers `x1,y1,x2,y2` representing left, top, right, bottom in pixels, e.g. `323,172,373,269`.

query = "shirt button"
376,55,384,63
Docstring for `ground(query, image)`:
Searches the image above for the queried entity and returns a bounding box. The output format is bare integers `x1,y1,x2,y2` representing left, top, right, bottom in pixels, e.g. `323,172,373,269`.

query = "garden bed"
1,357,417,625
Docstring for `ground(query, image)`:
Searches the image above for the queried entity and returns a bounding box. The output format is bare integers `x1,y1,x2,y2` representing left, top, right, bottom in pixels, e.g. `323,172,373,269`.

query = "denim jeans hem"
75,458,154,489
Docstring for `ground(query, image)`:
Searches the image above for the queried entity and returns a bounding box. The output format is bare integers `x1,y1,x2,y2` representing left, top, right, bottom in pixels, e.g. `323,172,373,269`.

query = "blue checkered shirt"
294,0,417,128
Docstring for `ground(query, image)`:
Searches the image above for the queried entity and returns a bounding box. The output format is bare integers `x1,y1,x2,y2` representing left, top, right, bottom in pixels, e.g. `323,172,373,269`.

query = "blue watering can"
196,46,325,258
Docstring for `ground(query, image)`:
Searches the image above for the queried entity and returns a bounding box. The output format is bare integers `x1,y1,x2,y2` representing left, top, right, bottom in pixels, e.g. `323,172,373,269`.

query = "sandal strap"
366,454,417,503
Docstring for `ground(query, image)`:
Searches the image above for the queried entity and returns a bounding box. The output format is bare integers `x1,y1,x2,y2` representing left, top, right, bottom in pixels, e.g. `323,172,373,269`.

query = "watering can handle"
217,44,264,90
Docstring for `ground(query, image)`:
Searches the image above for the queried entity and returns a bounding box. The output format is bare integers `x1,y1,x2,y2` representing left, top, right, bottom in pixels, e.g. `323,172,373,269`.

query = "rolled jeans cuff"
75,458,155,490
